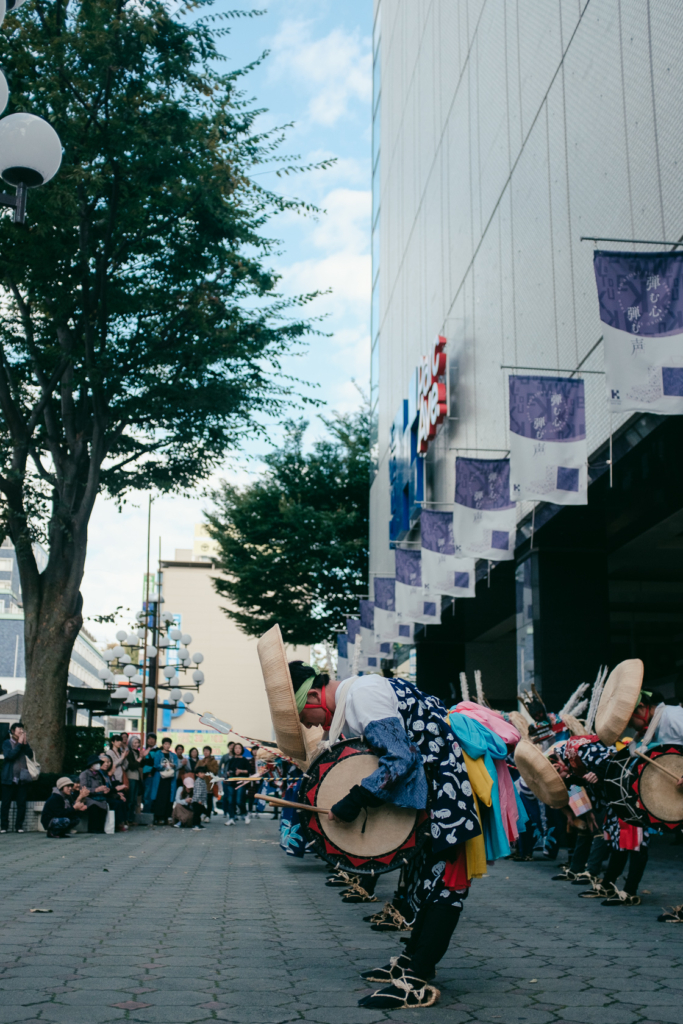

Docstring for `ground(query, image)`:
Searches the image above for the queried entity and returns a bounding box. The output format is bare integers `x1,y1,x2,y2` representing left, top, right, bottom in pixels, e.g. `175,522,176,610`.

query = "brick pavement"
0,818,682,1024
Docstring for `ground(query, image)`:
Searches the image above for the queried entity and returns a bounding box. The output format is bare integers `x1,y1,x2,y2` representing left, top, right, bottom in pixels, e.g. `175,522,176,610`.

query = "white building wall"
370,0,683,577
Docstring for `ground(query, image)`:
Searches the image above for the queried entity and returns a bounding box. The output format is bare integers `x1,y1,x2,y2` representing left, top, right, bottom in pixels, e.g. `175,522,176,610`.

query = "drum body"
630,744,683,832
299,738,430,875
602,750,644,826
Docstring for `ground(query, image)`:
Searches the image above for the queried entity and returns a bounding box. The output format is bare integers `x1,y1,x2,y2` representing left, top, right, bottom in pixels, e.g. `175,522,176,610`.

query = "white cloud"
268,20,371,126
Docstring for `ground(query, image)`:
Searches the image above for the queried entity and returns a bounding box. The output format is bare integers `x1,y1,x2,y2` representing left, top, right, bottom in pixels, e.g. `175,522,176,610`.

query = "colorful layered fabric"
448,710,512,861
453,701,521,747
461,750,492,878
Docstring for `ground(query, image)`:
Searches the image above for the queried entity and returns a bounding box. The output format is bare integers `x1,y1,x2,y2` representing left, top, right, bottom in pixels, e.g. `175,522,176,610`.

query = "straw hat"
561,713,586,737
595,659,644,746
515,739,568,808
638,753,683,823
256,624,308,762
508,711,529,741
317,752,416,857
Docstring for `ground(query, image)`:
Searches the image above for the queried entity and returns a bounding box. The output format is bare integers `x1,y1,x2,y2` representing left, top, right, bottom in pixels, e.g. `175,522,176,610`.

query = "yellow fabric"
462,751,494,879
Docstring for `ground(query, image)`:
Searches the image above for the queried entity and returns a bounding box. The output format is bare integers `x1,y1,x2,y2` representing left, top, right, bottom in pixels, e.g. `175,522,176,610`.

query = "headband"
294,672,317,713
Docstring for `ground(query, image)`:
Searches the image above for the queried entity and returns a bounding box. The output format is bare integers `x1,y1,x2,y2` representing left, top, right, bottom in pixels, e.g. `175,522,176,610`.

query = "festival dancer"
289,661,482,1010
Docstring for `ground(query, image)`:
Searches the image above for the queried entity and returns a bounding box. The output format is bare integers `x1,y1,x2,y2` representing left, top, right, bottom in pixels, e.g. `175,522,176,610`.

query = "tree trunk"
22,588,82,773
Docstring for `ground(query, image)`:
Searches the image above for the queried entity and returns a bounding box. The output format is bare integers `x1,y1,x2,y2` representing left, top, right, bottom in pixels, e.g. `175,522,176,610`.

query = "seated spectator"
79,755,114,833
100,753,129,832
192,767,210,830
1,722,34,834
172,777,194,828
41,778,87,838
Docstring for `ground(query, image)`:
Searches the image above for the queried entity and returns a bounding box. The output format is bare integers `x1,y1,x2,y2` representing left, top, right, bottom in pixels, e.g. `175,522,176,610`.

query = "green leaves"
206,406,371,646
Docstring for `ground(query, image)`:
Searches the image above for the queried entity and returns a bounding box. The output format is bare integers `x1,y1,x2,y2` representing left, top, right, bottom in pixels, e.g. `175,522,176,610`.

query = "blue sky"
83,0,373,636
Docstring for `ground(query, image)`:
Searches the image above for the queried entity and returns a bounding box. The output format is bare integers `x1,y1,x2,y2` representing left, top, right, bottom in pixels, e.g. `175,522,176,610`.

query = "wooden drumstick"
257,794,331,814
636,750,683,784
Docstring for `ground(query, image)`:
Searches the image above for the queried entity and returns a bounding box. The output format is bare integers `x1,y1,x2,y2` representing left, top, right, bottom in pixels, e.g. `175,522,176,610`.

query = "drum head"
595,659,644,746
515,740,568,808
299,738,428,875
637,752,683,825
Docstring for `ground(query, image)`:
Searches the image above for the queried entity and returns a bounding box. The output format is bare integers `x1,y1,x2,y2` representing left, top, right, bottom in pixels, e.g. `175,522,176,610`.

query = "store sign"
417,335,448,454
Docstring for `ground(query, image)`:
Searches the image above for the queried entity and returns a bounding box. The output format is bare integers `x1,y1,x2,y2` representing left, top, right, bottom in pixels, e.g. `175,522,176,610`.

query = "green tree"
0,0,326,770
206,405,370,645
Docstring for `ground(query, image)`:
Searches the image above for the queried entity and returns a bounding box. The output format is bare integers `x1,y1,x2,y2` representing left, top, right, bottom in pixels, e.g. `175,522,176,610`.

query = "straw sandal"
658,905,683,922
551,865,576,881
358,971,440,1009
601,887,641,906
325,870,359,888
578,878,609,899
369,902,413,931
363,901,395,923
360,955,435,984
570,871,595,885
340,878,378,904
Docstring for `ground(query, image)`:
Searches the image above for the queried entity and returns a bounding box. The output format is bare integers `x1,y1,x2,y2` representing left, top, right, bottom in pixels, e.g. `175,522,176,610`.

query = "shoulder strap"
328,677,356,745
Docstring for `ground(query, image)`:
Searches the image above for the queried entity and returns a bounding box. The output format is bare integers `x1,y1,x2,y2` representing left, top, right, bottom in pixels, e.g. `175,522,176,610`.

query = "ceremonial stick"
257,793,331,814
635,750,682,784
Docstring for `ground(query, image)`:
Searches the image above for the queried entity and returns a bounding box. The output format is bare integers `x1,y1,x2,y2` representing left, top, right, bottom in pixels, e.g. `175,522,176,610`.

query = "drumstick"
257,794,331,814
635,750,682,784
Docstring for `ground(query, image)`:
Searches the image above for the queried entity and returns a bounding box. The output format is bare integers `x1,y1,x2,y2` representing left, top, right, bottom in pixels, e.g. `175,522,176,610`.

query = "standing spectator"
186,747,199,774
142,733,159,810
120,732,129,747
192,767,210,830
175,744,189,793
172,777,194,827
223,742,251,825
105,734,129,784
148,737,178,825
1,722,34,834
101,753,129,831
41,778,87,838
219,743,236,818
196,746,219,817
79,755,113,833
125,736,143,824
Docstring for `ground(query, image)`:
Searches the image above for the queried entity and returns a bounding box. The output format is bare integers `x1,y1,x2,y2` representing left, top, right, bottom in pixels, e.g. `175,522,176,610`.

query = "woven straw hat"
595,659,644,746
515,739,568,808
256,624,308,762
508,711,529,740
317,752,416,857
639,753,683,823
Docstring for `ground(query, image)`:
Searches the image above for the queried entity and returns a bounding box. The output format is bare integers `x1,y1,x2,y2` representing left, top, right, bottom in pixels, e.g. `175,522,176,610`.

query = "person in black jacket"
41,778,87,838
1,722,34,833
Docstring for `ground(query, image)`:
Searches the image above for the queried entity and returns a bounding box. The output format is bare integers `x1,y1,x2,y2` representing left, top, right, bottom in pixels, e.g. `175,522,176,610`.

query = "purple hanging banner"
509,375,587,505
337,633,350,681
421,509,475,598
373,577,400,644
453,457,516,560
359,599,378,658
395,548,439,626
594,250,683,413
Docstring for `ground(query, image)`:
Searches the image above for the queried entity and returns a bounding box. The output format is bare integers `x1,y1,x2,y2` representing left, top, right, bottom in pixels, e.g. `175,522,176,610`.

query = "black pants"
404,902,462,980
1,782,27,831
86,805,107,833
603,847,649,895
192,802,207,827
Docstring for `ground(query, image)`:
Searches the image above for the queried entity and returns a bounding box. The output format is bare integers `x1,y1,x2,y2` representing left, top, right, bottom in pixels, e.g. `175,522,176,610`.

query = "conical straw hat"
508,710,529,740
515,739,568,808
256,624,308,762
595,659,644,746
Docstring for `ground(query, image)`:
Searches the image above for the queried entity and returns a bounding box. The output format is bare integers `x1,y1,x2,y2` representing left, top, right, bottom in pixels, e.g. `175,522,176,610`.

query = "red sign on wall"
417,335,447,454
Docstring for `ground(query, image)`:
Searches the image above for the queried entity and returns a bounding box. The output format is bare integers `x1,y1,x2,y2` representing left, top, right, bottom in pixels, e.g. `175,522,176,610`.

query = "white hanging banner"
421,509,476,599
453,457,516,560
594,250,683,414
395,548,440,626
373,577,400,643
509,375,587,505
337,633,350,681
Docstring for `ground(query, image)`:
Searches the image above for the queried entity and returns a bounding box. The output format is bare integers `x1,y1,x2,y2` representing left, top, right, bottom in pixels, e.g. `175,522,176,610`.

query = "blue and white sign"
421,509,475,598
594,250,683,414
453,457,516,560
509,375,587,505
395,548,440,626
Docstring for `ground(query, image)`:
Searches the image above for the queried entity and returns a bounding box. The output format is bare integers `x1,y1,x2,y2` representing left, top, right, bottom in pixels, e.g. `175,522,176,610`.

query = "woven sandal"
551,865,576,881
325,870,359,888
341,882,379,904
360,955,435,984
578,878,609,899
601,887,641,906
370,903,413,932
570,871,595,885
358,972,440,1009
658,905,683,922
363,901,395,924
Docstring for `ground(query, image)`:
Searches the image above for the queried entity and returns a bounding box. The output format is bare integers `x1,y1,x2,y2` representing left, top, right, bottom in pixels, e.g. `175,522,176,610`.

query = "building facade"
370,0,683,709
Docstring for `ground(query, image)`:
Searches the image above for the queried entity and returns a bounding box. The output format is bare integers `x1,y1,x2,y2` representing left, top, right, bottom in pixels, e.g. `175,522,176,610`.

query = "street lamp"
0,112,62,222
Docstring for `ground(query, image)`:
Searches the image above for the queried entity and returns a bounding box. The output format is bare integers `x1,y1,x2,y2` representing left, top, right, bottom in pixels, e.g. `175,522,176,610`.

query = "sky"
82,0,373,642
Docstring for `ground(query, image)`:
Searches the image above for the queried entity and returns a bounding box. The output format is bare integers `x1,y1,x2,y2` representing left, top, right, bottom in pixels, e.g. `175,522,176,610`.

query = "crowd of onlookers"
1,721,267,837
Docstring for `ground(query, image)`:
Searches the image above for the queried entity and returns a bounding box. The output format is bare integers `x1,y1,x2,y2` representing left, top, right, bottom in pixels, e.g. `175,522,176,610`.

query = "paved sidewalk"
0,818,682,1024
